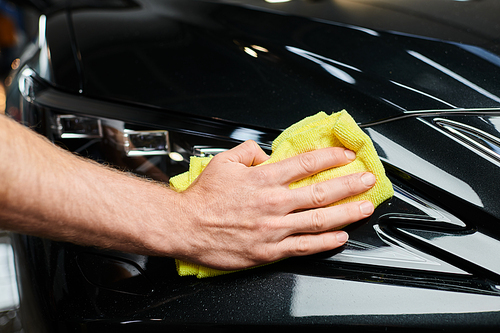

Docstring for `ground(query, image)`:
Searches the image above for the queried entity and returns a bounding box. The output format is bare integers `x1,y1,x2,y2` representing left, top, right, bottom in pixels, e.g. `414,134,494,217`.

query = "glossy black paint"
41,0,500,128
7,0,500,331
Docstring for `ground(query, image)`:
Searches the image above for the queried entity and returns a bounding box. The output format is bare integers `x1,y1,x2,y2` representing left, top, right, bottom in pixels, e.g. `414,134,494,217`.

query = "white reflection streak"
291,275,500,317
390,80,457,108
380,97,407,112
407,50,500,104
312,18,380,37
244,46,258,58
286,46,358,84
120,320,143,324
230,127,264,142
350,26,379,37
457,44,500,68
38,15,50,80
38,15,46,47
366,128,483,207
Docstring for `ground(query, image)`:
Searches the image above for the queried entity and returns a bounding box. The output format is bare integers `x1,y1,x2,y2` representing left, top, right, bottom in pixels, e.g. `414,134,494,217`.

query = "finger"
268,147,356,185
288,172,376,210
222,140,270,166
278,230,350,258
281,200,374,235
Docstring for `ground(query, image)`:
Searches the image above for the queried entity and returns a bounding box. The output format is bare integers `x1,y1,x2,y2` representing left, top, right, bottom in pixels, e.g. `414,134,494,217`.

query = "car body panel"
6,0,500,331
65,0,500,128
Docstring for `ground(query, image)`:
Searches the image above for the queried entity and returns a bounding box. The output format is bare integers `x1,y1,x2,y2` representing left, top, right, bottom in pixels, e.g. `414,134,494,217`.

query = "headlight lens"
12,66,274,183
51,112,235,181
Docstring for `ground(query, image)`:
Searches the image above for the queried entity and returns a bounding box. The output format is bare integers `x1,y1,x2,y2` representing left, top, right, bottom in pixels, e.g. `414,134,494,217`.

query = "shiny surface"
7,0,500,331
221,0,500,51
63,0,500,129
12,73,500,330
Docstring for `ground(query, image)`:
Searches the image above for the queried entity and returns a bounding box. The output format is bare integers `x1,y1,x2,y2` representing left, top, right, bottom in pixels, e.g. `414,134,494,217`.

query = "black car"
4,0,500,331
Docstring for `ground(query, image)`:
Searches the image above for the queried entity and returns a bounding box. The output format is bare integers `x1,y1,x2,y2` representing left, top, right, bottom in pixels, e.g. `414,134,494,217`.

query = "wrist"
139,185,191,258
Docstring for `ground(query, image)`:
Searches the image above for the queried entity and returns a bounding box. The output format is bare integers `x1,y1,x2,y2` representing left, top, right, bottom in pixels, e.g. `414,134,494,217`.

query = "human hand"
171,140,376,271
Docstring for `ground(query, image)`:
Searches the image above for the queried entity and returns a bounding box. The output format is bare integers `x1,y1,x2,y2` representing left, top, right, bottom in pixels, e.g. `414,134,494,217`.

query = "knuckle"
296,237,312,255
254,168,270,183
252,244,278,264
310,183,328,207
241,140,257,153
297,152,318,174
260,192,281,208
310,209,326,231
341,174,358,194
250,249,267,263
246,139,260,151
210,152,225,164
253,166,279,187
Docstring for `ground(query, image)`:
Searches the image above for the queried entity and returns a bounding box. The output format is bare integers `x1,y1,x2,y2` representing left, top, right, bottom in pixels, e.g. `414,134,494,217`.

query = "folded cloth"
169,110,394,278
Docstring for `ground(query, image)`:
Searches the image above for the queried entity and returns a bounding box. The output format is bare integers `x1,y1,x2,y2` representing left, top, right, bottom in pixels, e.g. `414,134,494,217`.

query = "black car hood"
48,0,500,130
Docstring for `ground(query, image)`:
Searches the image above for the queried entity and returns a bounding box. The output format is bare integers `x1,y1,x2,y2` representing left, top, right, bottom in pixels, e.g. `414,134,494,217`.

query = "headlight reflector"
56,115,103,139
124,130,169,156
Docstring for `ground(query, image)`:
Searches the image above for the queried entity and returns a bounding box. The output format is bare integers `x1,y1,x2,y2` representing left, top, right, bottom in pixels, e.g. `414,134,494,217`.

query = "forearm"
0,114,179,255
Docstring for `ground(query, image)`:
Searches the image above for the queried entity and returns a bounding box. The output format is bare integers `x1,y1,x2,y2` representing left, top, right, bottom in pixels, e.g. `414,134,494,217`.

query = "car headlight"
11,67,275,182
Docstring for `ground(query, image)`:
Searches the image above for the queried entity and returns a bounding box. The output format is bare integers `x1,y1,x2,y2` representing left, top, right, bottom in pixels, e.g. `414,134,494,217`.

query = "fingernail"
336,231,349,243
344,149,356,161
361,173,376,186
360,201,374,215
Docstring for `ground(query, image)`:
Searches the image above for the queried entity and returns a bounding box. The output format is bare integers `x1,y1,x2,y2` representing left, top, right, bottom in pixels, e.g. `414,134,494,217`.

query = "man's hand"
0,114,374,271
168,140,375,271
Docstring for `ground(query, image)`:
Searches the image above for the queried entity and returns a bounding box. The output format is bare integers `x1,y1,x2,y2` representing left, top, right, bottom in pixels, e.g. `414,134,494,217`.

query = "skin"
0,114,375,271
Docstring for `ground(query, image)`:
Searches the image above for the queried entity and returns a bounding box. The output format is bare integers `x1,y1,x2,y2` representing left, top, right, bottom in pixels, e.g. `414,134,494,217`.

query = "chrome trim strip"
360,108,500,128
433,117,500,163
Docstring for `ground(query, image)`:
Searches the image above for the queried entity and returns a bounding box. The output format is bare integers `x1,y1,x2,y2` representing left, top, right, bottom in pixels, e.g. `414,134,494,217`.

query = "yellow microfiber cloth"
169,110,394,278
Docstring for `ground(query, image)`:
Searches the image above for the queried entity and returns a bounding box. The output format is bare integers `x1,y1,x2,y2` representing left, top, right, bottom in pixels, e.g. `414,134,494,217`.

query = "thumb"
224,140,270,167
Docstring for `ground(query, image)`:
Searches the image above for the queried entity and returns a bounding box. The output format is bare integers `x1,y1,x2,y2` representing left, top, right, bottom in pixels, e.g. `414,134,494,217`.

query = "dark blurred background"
0,0,43,115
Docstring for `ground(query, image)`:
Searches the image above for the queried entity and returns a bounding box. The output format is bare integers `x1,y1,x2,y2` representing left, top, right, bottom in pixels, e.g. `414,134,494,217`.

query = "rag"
169,110,394,278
